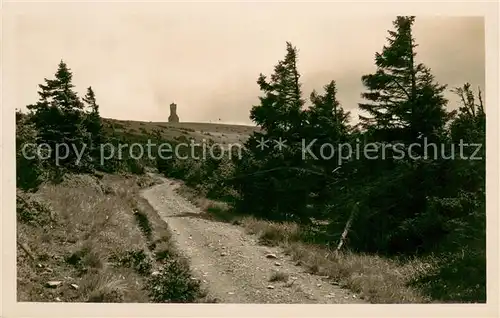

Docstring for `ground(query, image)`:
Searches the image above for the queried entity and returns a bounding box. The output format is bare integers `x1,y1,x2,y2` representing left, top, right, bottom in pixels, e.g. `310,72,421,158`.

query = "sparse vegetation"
16,15,485,304
147,258,202,303
16,172,205,303
269,271,289,283
111,249,153,276
133,210,153,240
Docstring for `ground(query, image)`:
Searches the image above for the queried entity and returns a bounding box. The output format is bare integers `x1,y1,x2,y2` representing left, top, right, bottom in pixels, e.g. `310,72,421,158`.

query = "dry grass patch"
17,173,206,303
240,217,302,246
17,174,150,302
234,214,434,303
80,268,146,303
269,271,289,283
176,184,235,223
283,242,433,303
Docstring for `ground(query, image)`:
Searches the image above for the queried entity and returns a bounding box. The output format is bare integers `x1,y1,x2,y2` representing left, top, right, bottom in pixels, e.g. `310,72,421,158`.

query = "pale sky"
9,4,484,126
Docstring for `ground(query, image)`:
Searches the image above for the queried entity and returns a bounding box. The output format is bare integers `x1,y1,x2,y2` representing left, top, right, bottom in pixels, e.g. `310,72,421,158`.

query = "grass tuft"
269,271,289,282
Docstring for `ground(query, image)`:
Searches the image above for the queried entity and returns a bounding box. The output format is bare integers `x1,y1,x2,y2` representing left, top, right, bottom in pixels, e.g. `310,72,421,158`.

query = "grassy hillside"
17,172,215,303
102,118,258,146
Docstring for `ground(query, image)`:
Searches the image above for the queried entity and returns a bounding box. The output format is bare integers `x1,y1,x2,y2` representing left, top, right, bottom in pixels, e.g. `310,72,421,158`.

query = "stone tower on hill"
168,102,179,123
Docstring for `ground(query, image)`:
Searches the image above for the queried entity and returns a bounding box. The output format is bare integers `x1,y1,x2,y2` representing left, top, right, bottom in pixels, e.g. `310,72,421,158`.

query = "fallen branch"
18,241,36,261
336,202,359,252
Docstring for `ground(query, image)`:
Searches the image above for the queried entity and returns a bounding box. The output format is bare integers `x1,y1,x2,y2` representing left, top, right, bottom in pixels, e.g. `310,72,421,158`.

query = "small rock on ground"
45,281,62,288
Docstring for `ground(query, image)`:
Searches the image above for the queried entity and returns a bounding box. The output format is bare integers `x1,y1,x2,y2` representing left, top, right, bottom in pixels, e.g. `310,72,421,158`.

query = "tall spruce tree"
27,60,90,170
359,16,448,147
308,80,350,144
233,42,312,222
82,87,103,140
305,80,352,216
82,86,104,164
250,42,305,140
340,17,451,254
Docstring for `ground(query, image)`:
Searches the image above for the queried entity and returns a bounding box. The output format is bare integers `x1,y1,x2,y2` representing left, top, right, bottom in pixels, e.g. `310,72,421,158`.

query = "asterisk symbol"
256,137,269,150
274,137,287,151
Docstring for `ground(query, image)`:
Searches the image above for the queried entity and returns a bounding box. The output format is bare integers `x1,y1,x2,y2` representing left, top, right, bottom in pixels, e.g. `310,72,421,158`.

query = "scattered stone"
325,294,335,298
228,292,235,295
46,281,62,288
36,263,43,268
220,252,228,256
352,294,356,298
55,297,62,302
267,285,275,289
332,281,339,285
316,283,322,287
265,253,277,259
70,284,79,290
290,276,298,280
274,262,282,266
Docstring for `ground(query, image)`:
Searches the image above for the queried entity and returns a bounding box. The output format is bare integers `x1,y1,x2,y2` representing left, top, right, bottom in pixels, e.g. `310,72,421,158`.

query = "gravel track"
141,177,365,304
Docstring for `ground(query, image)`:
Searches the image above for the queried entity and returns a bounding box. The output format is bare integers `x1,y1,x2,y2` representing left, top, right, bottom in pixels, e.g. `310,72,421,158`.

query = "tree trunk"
336,202,359,252
18,241,36,260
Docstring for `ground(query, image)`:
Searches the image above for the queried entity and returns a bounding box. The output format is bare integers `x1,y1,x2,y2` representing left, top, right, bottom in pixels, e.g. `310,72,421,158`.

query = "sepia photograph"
2,0,498,317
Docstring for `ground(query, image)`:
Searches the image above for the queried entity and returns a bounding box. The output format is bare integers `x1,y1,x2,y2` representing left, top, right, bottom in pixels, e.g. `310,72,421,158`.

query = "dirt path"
141,177,365,304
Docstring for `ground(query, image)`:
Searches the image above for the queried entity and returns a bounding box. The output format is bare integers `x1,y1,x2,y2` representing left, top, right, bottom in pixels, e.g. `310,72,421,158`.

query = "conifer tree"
82,87,103,143
249,42,305,139
16,110,46,190
308,80,350,143
234,42,312,222
449,83,485,144
305,80,352,214
27,60,90,170
83,86,104,164
359,16,448,146
342,17,451,253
